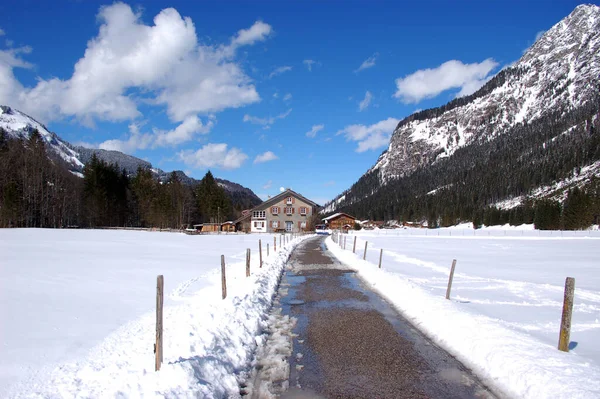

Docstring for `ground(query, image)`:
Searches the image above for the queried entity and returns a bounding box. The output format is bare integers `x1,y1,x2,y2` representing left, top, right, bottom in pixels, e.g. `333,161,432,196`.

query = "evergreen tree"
562,187,593,230
534,199,562,230
196,171,232,223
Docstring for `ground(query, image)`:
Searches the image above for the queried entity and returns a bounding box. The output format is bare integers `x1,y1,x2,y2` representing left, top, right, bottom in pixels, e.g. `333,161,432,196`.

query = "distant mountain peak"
0,105,84,169
0,104,262,205
367,3,600,183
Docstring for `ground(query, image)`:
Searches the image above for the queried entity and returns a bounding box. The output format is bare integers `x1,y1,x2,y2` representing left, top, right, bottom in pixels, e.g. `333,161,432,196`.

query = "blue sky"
0,0,592,205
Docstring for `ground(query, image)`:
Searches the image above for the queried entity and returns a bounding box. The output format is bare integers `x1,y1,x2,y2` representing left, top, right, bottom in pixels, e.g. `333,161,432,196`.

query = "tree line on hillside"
334,95,600,230
0,128,248,228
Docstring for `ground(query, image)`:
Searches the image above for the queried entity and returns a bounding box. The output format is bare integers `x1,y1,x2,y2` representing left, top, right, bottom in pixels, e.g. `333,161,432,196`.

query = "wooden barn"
323,212,356,232
193,223,220,233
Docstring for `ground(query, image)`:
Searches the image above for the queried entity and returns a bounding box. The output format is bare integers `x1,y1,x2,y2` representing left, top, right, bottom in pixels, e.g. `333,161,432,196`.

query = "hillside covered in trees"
0,128,260,228
330,98,600,230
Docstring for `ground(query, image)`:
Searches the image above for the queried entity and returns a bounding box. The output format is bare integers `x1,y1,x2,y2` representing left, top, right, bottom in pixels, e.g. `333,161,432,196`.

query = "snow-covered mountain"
377,4,599,181
0,105,261,204
325,4,600,215
0,105,84,170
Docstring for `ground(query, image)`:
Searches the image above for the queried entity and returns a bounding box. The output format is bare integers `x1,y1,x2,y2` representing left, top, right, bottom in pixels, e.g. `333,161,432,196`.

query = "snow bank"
0,229,310,398
327,230,600,399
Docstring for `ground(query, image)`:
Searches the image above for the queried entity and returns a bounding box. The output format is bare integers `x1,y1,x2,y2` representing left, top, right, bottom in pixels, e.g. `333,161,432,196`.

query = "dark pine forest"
0,128,260,229
332,92,600,230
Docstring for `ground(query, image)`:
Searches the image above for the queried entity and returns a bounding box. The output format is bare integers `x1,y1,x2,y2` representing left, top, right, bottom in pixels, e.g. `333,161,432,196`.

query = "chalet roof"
253,189,319,211
322,212,356,221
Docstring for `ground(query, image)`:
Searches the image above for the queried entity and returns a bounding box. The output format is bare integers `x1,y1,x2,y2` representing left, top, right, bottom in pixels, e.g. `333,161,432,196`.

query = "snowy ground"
0,229,307,398
329,225,600,399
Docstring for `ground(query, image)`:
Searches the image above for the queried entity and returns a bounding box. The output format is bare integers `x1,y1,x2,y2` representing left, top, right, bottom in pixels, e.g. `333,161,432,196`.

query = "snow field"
327,227,600,399
0,229,310,398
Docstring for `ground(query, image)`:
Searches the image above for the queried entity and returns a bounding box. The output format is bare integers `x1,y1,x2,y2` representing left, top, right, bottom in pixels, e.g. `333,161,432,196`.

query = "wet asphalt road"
275,236,500,399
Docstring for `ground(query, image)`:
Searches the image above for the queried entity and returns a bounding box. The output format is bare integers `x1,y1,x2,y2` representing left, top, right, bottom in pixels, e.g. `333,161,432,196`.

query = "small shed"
221,221,236,232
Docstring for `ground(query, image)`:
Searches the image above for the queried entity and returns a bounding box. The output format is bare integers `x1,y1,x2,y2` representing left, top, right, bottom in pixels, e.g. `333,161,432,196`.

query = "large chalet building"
235,189,319,233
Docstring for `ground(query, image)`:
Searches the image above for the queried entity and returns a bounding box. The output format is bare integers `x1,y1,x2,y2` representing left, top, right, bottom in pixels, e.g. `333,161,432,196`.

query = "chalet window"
285,207,294,215
271,206,279,214
300,207,308,215
272,221,279,228
300,221,307,228
253,210,266,218
286,196,293,205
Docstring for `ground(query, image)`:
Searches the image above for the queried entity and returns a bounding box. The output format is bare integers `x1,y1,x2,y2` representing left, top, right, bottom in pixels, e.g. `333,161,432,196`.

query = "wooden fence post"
274,236,277,251
246,248,251,277
445,259,457,300
221,255,227,299
155,275,164,371
259,239,263,268
378,248,383,269
558,277,575,352
363,241,368,260
267,243,270,256
353,236,357,253
280,235,282,248
344,236,347,250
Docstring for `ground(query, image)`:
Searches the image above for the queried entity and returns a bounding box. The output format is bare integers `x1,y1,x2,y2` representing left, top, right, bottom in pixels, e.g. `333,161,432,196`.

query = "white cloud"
153,115,213,147
243,108,292,127
98,115,213,153
178,143,248,170
230,21,272,48
359,91,373,111
393,59,498,103
273,92,279,98
0,46,33,69
0,28,5,36
337,117,399,152
254,151,278,164
283,93,292,101
305,124,324,138
263,180,272,189
323,181,335,187
99,129,153,154
269,66,292,79
355,53,378,72
303,59,317,71
0,4,269,125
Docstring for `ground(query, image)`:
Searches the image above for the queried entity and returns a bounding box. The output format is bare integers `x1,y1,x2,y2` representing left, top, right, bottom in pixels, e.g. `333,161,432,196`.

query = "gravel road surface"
250,236,501,399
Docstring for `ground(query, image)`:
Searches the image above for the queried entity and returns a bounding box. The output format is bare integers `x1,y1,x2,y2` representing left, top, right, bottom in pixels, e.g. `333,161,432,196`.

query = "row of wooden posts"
331,230,577,354
154,233,300,371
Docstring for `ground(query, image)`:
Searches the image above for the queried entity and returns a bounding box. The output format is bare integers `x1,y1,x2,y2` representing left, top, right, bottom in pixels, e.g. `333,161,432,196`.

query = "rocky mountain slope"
0,105,261,206
375,4,599,183
325,4,600,220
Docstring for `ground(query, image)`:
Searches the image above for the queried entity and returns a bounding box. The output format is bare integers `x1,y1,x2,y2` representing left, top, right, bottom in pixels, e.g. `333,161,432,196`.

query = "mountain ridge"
324,4,600,221
0,105,262,206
